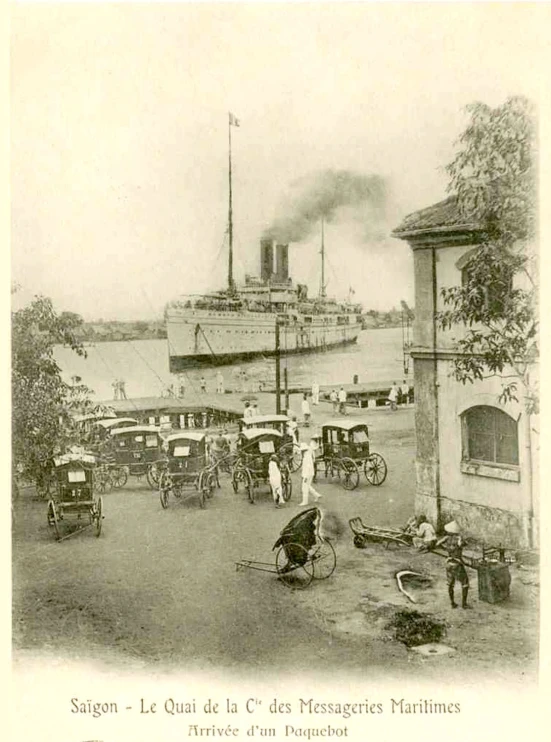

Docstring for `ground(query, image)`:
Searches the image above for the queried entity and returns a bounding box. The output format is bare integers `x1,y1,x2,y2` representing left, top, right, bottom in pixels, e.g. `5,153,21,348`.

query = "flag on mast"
229,112,240,127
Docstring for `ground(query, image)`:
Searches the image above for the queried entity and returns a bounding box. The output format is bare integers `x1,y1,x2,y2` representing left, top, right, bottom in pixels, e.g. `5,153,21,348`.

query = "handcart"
236,507,336,589
349,516,413,549
47,453,104,541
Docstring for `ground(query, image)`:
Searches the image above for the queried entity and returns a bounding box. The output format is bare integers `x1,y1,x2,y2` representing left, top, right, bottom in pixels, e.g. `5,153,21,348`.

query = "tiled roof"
393,195,483,237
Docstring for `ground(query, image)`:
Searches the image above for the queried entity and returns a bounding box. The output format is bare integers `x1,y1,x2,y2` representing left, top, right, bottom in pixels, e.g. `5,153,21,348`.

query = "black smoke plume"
263,169,389,244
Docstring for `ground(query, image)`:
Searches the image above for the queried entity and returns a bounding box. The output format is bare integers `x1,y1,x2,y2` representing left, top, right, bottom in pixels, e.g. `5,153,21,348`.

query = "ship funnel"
260,238,274,282
275,244,289,282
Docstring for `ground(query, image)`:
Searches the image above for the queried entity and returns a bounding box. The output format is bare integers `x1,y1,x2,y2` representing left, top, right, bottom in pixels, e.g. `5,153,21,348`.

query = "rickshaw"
236,506,336,588
231,429,292,504
313,420,387,491
47,453,103,541
106,425,165,489
158,432,217,509
240,414,303,472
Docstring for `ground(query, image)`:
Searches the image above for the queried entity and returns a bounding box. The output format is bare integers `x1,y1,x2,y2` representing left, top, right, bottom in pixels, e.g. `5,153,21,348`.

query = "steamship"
165,116,363,371
166,237,363,371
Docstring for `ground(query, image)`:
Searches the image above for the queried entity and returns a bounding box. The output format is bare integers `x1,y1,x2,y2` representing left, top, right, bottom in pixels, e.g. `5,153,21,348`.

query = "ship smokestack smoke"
263,169,389,244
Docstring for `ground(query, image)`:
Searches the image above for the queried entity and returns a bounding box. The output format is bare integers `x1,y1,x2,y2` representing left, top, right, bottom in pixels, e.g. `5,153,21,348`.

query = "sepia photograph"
9,2,548,739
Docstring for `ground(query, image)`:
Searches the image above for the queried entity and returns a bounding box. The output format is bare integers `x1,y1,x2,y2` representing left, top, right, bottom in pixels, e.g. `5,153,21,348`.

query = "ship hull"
167,308,362,371
169,335,359,371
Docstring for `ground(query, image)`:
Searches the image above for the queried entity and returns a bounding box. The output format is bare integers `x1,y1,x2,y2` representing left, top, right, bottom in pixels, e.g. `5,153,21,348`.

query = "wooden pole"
275,319,281,414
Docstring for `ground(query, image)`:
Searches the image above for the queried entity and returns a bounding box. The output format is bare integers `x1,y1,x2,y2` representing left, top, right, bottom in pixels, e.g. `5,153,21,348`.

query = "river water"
54,327,411,400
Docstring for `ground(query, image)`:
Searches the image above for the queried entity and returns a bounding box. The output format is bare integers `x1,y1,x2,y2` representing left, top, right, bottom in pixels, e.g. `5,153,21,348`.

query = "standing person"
112,380,119,401
388,382,399,411
311,380,320,406
330,389,338,414
301,393,311,426
118,379,127,399
178,376,186,397
338,387,347,415
299,439,322,506
436,521,471,609
200,376,207,393
287,415,299,444
268,455,284,508
243,401,253,419
400,379,410,407
216,371,224,394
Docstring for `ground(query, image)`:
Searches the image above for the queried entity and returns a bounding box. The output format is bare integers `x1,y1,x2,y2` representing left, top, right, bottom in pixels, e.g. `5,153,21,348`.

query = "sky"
10,3,549,320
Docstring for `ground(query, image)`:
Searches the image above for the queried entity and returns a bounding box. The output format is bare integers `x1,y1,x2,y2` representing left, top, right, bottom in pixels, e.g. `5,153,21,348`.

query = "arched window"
461,406,519,466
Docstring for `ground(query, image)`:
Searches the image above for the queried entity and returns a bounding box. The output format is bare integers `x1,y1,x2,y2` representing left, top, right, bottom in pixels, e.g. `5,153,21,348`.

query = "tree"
437,96,538,413
12,293,92,491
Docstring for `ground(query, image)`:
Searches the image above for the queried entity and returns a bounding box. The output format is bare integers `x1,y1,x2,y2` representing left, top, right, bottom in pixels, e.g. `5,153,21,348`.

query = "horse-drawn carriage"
240,414,302,472
313,421,387,491
105,425,165,489
231,429,292,504
236,506,336,588
47,453,103,541
158,432,217,509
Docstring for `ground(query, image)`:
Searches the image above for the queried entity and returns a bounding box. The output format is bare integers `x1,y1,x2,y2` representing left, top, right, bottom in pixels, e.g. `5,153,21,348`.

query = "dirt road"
12,408,538,682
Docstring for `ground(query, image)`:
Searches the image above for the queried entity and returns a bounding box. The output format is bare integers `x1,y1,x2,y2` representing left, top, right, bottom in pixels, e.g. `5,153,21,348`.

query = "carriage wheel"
310,538,336,579
159,471,170,509
146,462,162,489
202,471,216,499
339,458,360,490
281,443,303,473
111,467,128,489
275,544,314,589
364,453,387,486
95,496,103,537
47,500,60,541
281,465,292,502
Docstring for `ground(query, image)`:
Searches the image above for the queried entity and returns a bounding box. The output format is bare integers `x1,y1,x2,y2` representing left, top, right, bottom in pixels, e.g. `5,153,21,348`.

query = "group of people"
267,435,322,509
111,379,127,400
329,387,348,415
388,380,412,410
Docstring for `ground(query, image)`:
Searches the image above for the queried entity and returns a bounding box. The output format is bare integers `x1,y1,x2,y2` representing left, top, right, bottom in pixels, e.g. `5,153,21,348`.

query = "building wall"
408,234,537,549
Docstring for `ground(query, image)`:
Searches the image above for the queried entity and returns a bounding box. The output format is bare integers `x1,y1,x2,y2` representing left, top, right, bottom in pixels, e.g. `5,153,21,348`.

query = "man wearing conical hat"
436,521,471,609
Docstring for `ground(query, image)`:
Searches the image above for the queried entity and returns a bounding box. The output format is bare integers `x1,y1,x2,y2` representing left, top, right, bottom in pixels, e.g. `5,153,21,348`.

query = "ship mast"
228,115,234,293
319,217,327,298
228,112,240,294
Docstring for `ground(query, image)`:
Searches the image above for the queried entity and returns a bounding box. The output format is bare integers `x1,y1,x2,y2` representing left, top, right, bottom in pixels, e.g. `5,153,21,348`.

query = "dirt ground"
12,405,538,683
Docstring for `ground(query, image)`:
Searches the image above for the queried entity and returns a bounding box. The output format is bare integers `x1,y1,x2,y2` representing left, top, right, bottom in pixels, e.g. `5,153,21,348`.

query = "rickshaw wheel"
95,496,103,537
203,471,216,499
47,500,60,541
339,458,360,490
146,462,163,489
276,544,314,589
281,466,292,502
364,453,388,486
311,538,337,579
111,467,128,489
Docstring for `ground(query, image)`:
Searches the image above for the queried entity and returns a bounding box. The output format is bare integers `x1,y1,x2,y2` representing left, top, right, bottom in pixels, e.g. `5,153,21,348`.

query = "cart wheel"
159,471,170,509
364,453,387,486
281,466,292,502
231,466,246,493
95,496,103,537
353,534,368,549
276,543,314,589
310,538,336,579
203,471,216,499
246,472,255,504
47,499,60,541
340,458,360,490
111,467,128,489
198,490,206,509
146,462,163,489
